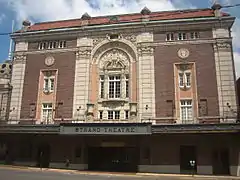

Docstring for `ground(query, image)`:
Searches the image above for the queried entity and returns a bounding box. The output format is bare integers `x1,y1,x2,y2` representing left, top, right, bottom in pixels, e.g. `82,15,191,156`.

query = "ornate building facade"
0,3,240,177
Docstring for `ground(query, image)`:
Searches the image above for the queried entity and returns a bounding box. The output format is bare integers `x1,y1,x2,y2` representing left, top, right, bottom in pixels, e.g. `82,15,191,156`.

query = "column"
9,49,27,123
72,37,92,121
137,32,156,122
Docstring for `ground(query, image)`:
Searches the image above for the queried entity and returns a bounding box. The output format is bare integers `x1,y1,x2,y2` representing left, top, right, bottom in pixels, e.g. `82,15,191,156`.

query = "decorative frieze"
215,42,231,50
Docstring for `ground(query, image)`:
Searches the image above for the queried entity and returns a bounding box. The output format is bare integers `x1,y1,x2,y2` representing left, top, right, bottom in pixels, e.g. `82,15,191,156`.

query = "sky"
0,0,240,77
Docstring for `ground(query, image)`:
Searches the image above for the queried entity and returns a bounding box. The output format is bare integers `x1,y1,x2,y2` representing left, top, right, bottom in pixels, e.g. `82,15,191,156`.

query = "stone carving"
45,56,55,66
76,47,91,58
99,49,129,69
124,34,137,43
93,37,105,46
216,43,231,49
13,54,27,64
138,46,154,55
178,48,190,59
93,41,137,64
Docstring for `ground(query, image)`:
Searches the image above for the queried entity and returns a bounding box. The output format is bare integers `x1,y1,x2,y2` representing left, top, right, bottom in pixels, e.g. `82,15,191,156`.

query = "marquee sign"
59,123,152,135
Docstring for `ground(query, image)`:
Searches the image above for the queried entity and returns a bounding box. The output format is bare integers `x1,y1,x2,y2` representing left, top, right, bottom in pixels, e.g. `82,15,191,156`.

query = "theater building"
0,3,240,176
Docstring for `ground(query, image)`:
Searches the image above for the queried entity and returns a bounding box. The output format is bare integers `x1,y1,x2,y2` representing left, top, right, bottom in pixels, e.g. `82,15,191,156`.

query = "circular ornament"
45,56,55,66
178,48,190,59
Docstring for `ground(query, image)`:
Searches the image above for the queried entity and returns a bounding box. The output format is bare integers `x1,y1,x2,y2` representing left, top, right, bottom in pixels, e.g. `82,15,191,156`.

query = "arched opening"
90,41,137,121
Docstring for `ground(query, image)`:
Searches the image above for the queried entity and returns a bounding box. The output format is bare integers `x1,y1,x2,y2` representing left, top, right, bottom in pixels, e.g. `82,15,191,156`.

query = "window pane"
109,82,114,98
186,73,191,87
115,81,121,98
179,73,184,87
108,111,113,119
50,79,54,91
125,110,129,119
115,111,120,119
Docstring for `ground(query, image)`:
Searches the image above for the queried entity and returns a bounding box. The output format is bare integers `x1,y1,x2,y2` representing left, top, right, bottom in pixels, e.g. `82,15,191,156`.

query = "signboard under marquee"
59,123,152,135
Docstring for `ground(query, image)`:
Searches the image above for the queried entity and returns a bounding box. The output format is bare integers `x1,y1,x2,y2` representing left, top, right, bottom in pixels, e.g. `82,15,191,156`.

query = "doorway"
212,148,230,175
88,147,138,172
37,143,51,168
180,146,197,174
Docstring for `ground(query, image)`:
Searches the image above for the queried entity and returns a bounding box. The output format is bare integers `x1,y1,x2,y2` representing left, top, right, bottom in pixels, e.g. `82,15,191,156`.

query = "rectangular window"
190,32,200,39
179,72,191,88
99,111,103,119
108,111,120,120
108,111,113,120
42,103,53,124
48,41,57,49
178,32,186,40
166,33,174,41
125,110,129,119
58,41,66,48
38,42,47,50
115,111,120,119
125,75,129,98
180,100,193,123
179,73,184,87
108,75,121,99
44,77,55,92
100,76,104,98
185,73,191,87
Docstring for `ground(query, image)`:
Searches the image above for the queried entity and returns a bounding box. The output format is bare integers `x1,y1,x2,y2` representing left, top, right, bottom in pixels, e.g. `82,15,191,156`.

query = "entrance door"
88,147,138,172
37,144,51,168
180,146,197,174
212,149,230,175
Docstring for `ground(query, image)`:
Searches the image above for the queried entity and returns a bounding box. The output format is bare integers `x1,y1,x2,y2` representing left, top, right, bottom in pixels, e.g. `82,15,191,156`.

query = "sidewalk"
0,165,239,179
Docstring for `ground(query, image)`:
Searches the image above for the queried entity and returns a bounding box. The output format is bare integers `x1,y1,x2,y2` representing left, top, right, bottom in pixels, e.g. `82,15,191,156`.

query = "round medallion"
45,56,55,66
178,48,190,59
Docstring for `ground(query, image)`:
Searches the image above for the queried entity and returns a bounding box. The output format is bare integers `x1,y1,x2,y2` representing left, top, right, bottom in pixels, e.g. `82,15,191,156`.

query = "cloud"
234,52,240,79
0,14,5,23
0,0,190,24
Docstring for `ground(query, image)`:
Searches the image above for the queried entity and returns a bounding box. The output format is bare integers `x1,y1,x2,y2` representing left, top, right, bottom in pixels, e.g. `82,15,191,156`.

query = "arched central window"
98,49,129,101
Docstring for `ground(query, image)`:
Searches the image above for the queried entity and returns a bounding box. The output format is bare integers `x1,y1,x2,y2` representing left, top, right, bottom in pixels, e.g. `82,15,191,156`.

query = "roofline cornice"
11,16,235,41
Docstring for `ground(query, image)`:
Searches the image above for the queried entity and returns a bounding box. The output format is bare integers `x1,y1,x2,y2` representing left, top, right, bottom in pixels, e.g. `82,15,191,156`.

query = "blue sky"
0,0,240,76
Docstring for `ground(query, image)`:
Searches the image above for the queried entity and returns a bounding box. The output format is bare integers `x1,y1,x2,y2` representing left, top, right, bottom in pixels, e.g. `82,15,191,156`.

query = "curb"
0,165,239,179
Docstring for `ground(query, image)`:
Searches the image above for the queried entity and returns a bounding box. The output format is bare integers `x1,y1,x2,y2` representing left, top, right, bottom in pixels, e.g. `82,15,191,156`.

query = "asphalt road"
0,167,238,180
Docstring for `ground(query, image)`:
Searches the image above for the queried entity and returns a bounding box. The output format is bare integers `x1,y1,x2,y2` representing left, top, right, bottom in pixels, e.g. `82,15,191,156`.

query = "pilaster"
213,28,237,122
137,32,156,122
73,37,92,121
9,52,27,123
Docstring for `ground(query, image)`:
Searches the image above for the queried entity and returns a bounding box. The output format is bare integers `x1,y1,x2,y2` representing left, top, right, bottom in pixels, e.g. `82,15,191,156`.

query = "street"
0,167,238,180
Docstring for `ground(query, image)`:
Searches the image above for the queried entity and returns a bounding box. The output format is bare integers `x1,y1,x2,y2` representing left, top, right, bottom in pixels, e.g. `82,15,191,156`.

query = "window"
108,111,120,120
41,103,53,124
179,72,191,88
38,42,47,50
108,75,121,98
44,77,55,92
125,75,129,98
178,33,186,40
125,110,129,119
190,32,200,39
108,111,113,119
166,33,174,41
58,41,66,48
100,75,104,98
180,100,193,123
48,41,57,49
99,111,103,119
